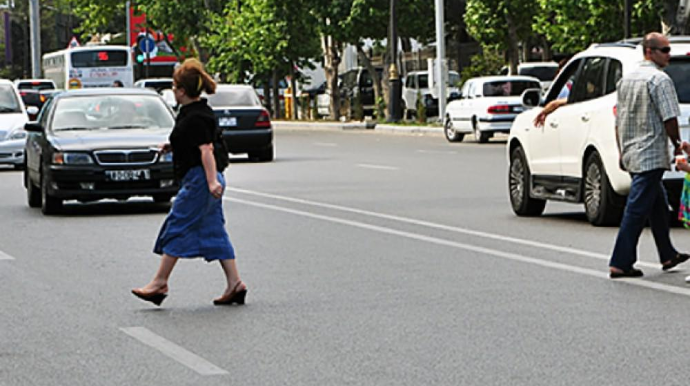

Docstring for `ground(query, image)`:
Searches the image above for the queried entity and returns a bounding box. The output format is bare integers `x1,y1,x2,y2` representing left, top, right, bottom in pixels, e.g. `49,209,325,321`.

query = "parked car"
205,84,273,162
508,37,690,226
18,89,50,120
340,66,383,117
402,70,461,118
0,128,28,169
501,62,559,94
23,88,179,214
443,76,541,143
0,79,36,141
14,79,57,91
134,78,174,93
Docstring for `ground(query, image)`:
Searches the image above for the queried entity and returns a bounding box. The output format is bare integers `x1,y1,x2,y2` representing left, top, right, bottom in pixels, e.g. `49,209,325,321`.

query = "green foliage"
533,0,663,53
460,48,505,87
465,0,538,51
416,91,426,124
376,96,386,121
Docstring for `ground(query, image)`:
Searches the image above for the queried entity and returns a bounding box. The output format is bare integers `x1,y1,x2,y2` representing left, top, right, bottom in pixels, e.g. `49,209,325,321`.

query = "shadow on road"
51,200,171,217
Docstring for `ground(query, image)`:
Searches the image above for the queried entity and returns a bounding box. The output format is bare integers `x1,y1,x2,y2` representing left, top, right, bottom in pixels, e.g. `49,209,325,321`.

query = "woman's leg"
137,254,179,293
218,259,246,295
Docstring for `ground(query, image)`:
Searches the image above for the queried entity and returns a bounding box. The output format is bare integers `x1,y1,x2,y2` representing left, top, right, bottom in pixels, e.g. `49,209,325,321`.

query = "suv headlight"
159,152,173,163
52,152,94,165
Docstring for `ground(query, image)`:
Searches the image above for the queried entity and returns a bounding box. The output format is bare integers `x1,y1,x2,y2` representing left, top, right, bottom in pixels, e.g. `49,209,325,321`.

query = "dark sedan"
24,88,179,214
206,84,273,162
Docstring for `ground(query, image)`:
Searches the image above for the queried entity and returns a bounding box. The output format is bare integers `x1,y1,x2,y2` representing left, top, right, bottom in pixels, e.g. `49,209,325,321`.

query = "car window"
518,66,558,81
604,59,623,95
0,85,21,113
360,70,373,87
38,98,54,127
544,59,582,104
418,74,429,89
665,58,690,103
52,95,174,131
449,72,461,87
570,57,606,103
482,80,542,97
206,88,262,107
467,82,476,97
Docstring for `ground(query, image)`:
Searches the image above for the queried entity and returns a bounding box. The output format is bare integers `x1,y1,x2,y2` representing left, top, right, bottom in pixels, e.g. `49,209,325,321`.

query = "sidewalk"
273,120,443,136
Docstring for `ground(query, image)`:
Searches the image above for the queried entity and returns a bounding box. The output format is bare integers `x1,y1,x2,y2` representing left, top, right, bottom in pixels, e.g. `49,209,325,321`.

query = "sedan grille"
94,149,158,165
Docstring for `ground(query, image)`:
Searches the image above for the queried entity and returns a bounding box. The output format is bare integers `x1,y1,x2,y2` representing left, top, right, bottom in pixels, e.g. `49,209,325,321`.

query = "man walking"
610,32,689,278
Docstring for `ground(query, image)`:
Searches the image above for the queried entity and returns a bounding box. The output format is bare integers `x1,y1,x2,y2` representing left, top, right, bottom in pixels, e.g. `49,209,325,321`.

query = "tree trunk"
505,13,520,74
272,70,280,120
263,75,272,115
540,36,552,61
289,63,298,120
356,44,382,119
381,51,391,121
322,34,341,121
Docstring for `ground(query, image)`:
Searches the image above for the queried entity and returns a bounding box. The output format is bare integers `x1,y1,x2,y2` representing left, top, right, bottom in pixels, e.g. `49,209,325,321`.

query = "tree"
465,0,539,74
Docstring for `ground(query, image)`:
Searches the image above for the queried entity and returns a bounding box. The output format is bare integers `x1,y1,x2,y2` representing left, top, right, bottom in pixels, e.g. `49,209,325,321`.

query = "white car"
0,129,28,169
443,76,541,143
402,70,460,118
508,37,690,226
0,80,35,168
133,78,173,92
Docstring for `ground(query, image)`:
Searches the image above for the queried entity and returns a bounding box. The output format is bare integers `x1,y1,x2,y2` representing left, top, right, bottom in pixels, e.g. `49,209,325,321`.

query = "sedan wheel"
444,117,464,142
26,170,41,208
509,146,546,216
473,120,489,144
41,175,63,215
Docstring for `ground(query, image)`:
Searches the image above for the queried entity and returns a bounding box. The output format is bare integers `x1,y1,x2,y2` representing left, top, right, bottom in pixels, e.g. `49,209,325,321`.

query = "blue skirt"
154,166,235,261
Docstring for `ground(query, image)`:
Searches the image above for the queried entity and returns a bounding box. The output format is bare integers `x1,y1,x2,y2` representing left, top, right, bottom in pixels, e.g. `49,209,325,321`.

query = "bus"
42,46,134,90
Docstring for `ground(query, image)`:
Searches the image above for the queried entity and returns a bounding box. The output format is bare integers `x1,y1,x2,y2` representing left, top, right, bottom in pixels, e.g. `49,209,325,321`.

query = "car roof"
15,79,55,84
467,75,542,83
216,84,255,91
54,88,160,99
518,62,558,68
0,79,16,86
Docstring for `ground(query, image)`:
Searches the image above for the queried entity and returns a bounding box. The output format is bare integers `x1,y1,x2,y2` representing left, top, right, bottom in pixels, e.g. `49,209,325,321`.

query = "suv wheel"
41,174,63,215
444,116,464,142
583,152,624,226
509,146,546,216
26,170,41,208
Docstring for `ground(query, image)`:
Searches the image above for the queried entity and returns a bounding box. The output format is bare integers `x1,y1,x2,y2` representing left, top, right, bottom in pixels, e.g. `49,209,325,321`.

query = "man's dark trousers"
610,169,677,270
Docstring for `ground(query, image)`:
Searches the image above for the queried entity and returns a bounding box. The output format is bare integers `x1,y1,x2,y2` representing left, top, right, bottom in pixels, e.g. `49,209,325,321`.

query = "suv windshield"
53,95,174,131
206,88,261,107
665,58,690,103
0,85,21,113
483,81,541,97
518,66,558,81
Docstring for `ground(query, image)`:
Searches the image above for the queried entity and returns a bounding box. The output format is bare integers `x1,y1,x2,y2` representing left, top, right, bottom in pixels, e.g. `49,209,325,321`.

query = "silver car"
0,129,27,169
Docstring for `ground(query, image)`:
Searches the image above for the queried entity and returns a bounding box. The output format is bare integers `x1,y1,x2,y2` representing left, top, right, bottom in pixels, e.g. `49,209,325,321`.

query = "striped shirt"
616,60,679,173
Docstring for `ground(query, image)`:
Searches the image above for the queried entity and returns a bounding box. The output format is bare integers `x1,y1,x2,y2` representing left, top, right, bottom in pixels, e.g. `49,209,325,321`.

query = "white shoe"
685,275,690,283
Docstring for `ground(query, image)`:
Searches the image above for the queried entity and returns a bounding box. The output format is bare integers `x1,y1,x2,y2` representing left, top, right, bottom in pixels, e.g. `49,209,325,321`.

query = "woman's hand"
209,180,224,199
158,143,172,154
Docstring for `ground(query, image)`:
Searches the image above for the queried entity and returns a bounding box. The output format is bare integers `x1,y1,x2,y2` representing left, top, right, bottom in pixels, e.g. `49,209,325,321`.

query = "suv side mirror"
24,122,44,133
521,88,542,108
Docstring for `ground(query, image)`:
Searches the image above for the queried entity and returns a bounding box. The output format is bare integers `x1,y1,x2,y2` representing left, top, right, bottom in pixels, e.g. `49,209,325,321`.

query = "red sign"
129,7,184,64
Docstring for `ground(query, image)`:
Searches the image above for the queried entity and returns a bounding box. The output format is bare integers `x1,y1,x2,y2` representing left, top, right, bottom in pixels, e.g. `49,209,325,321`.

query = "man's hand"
209,180,223,199
533,98,567,128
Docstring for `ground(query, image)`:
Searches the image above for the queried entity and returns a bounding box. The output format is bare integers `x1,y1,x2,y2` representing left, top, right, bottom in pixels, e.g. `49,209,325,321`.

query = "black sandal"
662,253,690,271
609,268,644,279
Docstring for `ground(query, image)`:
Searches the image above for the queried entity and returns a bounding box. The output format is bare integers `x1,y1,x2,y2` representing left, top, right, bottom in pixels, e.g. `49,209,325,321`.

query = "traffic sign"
67,36,80,49
139,36,158,58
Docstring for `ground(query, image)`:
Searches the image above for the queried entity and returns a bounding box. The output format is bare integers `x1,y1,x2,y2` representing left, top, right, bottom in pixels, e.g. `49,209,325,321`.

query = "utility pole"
29,0,40,78
387,0,402,122
126,1,131,48
434,0,446,121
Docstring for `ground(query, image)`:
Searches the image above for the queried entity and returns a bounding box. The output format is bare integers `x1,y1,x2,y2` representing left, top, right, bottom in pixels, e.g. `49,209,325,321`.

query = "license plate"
219,117,237,127
105,169,151,181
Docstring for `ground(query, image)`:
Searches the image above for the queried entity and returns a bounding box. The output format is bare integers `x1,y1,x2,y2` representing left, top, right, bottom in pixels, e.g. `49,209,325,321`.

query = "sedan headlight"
52,152,94,165
159,152,173,163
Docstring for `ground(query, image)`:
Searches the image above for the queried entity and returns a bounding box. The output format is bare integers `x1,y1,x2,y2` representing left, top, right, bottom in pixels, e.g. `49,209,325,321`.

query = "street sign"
67,36,80,49
139,35,158,58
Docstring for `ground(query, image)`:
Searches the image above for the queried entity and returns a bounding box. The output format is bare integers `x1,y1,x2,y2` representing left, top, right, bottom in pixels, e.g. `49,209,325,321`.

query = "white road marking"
313,142,338,147
120,327,228,376
225,188,656,268
356,163,399,171
0,250,15,260
415,149,458,155
225,196,690,297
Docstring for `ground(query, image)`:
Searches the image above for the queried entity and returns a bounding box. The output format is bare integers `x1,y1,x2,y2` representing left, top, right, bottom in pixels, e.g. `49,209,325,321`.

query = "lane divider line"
120,327,228,376
225,187,657,269
0,250,15,260
225,197,690,298
356,163,399,171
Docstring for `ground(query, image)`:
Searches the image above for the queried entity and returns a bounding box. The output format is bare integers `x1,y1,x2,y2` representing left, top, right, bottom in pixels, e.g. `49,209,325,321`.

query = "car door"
558,56,607,178
456,80,475,131
528,58,583,176
26,96,54,179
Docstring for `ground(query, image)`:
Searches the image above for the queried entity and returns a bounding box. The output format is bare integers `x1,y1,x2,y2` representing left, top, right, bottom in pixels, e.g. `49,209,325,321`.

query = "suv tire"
583,152,624,226
509,146,546,216
444,116,464,142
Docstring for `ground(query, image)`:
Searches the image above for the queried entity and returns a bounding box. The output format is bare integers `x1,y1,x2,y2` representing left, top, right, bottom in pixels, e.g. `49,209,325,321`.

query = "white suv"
508,37,690,226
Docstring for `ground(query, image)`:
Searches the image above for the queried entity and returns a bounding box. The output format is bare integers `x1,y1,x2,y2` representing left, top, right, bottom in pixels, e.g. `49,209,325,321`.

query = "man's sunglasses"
652,46,671,54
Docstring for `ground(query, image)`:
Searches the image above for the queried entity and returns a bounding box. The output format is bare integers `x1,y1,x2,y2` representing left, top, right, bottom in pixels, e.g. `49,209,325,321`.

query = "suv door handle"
581,114,590,122
549,121,559,128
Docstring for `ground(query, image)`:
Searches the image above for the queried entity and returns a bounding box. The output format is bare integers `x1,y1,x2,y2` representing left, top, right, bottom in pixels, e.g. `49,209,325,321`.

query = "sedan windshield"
206,88,262,107
0,85,21,113
52,95,175,131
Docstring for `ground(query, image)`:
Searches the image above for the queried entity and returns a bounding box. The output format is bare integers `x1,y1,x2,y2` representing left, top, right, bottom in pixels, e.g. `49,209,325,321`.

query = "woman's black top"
169,99,216,181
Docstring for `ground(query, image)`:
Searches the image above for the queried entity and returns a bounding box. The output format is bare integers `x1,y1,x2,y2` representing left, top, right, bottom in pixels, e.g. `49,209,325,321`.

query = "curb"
273,121,442,135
